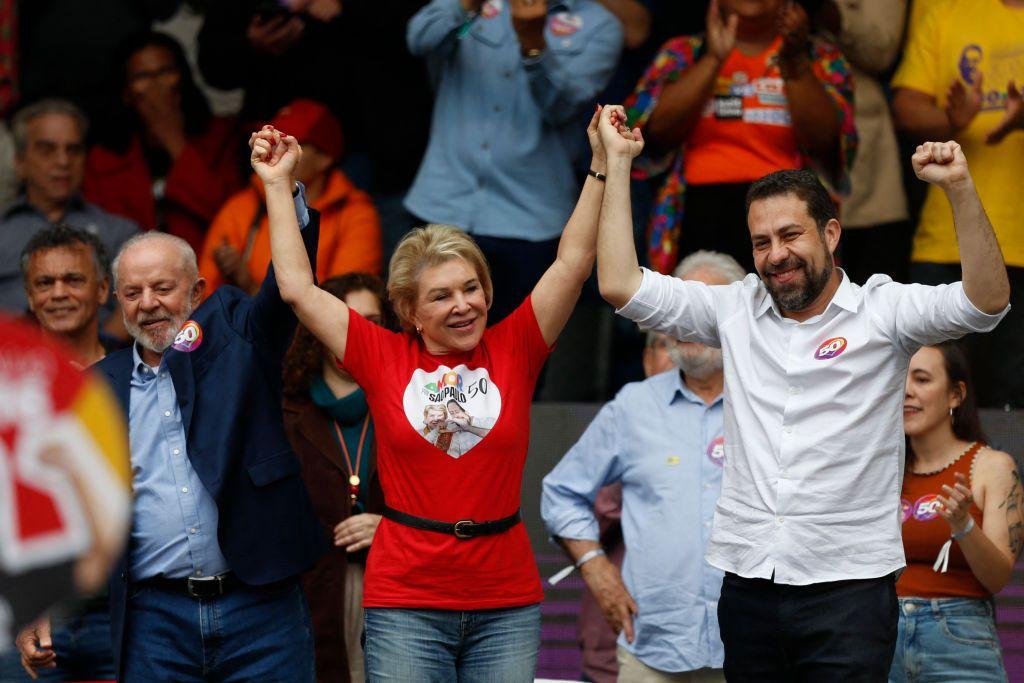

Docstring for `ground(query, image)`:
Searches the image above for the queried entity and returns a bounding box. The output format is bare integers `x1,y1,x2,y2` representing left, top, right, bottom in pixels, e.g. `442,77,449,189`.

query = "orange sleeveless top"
897,442,989,599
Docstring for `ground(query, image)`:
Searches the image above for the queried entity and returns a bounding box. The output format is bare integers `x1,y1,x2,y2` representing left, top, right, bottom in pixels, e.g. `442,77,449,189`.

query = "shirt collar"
755,268,859,319
666,370,723,407
3,194,86,221
131,342,162,381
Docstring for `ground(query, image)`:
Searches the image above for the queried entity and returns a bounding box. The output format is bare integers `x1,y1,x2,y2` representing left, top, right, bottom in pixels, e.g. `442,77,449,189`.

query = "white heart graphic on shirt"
402,365,502,459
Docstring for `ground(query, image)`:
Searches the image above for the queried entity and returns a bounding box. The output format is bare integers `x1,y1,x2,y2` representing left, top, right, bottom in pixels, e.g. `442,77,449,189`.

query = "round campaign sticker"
481,0,502,18
706,436,725,467
549,12,583,36
814,337,847,360
913,494,943,522
172,321,203,353
900,498,912,524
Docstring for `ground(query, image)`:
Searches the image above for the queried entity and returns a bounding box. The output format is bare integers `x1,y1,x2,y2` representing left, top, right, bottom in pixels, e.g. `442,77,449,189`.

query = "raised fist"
249,125,302,187
912,141,971,190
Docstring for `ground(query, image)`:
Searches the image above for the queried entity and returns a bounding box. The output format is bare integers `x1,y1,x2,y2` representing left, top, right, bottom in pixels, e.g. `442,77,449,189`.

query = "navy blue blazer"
98,212,326,676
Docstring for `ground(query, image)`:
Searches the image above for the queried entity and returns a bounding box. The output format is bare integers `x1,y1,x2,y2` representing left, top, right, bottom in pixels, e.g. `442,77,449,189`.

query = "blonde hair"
388,224,493,333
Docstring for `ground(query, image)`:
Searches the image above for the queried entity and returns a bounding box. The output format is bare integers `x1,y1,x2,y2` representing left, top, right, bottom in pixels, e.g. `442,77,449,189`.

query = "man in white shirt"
594,107,1010,682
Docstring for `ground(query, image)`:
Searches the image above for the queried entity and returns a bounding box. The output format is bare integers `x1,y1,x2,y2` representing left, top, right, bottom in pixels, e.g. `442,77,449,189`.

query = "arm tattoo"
999,469,1024,558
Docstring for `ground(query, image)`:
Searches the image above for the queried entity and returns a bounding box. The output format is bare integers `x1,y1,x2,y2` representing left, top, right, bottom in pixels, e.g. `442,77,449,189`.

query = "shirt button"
164,410,171,418
704,483,712,489
493,104,502,113
783,426,793,435
504,71,512,79
172,448,180,455
189,527,197,534
181,486,189,494
481,142,489,150
789,386,800,395
195,570,203,577
704,521,711,528
781,469,789,479
777,516,785,524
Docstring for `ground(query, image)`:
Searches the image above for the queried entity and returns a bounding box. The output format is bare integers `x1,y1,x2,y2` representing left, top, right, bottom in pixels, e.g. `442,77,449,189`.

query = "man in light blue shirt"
542,250,744,682
406,0,622,321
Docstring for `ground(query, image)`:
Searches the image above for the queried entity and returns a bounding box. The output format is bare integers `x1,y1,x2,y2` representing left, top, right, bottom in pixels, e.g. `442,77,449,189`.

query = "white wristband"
952,516,975,540
575,548,606,568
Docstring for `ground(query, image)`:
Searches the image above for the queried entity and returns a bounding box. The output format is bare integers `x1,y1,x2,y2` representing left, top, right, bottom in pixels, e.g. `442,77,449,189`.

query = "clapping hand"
777,1,811,76
946,76,983,132
912,141,971,190
986,79,1024,145
249,125,301,187
937,472,976,536
598,105,644,160
705,0,738,63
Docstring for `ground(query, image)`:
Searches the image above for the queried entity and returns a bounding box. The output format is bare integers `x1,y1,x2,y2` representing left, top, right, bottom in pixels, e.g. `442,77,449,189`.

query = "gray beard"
123,304,194,356
669,344,724,380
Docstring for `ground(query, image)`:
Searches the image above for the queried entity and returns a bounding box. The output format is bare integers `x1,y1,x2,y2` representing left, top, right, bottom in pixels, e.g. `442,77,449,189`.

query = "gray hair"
12,99,89,154
112,232,198,289
673,250,746,284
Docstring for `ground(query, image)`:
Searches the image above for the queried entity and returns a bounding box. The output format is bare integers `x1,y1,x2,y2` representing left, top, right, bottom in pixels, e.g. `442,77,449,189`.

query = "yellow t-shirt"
893,0,1024,267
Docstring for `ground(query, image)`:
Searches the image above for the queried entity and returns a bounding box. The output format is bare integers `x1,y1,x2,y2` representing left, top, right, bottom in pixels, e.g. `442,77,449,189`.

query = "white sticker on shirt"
481,0,502,19
402,365,502,459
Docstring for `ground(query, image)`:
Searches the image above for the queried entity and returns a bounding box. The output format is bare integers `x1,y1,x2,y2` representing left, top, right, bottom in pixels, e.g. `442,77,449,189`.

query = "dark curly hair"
283,273,390,398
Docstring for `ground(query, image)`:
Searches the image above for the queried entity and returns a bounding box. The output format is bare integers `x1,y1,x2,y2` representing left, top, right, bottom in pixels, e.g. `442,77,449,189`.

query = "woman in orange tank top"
890,342,1022,683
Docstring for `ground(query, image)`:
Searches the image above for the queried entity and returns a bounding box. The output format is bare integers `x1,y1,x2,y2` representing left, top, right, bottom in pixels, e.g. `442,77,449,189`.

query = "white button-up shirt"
618,268,1008,585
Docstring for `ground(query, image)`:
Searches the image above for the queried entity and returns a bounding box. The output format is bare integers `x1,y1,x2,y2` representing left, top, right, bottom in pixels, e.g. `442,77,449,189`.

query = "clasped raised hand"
249,125,302,187
598,104,644,160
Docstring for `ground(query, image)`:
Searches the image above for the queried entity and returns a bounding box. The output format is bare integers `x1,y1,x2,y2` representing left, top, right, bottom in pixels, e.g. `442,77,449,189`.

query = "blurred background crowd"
0,0,1019,408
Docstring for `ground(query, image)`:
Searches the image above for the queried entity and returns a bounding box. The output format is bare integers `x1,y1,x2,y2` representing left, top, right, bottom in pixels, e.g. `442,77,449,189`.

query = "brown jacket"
283,396,384,683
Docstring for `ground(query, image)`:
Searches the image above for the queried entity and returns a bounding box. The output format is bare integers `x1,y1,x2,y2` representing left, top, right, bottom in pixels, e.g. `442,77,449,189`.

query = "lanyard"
334,415,370,504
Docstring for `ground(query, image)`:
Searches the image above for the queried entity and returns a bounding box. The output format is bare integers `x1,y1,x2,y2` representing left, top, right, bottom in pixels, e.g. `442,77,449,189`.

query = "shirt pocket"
470,15,510,48
247,449,301,487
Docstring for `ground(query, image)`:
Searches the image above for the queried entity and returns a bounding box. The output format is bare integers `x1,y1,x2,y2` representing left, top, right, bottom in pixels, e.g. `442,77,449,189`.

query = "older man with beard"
542,250,743,683
93,185,326,682
597,108,1011,683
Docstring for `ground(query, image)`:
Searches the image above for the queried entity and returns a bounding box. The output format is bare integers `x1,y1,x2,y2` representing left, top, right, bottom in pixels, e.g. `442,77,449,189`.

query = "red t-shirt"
683,36,802,185
341,297,551,609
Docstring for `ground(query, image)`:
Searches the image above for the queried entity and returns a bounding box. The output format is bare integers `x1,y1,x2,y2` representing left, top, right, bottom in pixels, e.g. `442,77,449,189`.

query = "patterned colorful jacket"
624,35,857,274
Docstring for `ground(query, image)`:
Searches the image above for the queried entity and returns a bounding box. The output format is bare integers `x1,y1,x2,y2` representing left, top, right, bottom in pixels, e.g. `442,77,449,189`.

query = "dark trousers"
836,220,914,286
909,263,1024,409
718,572,898,683
472,234,560,326
679,183,756,274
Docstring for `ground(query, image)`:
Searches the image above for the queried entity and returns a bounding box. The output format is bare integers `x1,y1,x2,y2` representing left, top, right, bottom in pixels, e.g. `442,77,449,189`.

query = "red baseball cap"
270,98,344,161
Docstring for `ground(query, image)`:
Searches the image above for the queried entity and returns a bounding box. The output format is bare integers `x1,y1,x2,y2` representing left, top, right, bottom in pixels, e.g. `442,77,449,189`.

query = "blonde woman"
251,107,638,681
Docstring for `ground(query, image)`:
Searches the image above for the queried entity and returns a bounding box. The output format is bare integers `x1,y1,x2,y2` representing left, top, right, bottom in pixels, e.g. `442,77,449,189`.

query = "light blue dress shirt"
128,344,229,580
127,184,310,581
405,0,622,241
541,370,725,673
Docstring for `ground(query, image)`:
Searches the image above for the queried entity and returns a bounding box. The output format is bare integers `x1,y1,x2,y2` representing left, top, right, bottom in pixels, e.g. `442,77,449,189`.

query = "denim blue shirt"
405,0,622,241
127,184,310,581
541,370,725,673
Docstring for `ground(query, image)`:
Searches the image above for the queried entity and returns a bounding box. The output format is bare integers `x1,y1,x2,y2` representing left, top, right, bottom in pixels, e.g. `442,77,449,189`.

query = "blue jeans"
889,598,1007,683
121,579,314,682
0,604,114,681
363,604,541,682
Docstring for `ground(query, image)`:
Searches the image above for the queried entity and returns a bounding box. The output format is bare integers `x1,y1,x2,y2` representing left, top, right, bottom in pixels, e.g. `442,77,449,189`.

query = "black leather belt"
137,572,242,599
383,506,521,540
